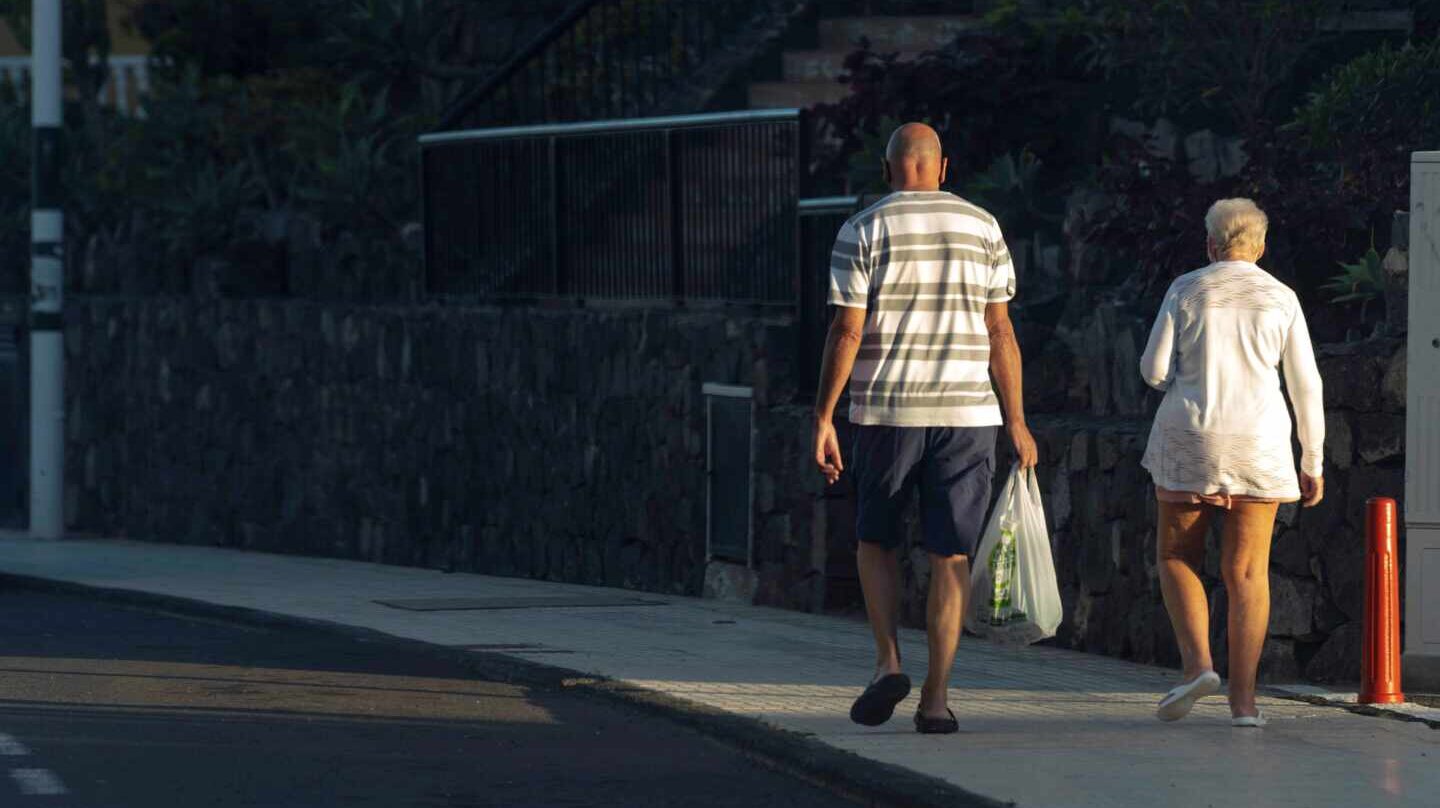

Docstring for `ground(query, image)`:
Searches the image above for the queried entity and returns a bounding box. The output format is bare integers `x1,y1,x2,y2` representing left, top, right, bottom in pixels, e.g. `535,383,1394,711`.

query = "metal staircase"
749,14,986,110
439,0,806,131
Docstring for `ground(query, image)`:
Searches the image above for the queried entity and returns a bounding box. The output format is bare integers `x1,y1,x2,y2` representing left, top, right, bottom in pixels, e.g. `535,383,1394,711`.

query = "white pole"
29,0,64,539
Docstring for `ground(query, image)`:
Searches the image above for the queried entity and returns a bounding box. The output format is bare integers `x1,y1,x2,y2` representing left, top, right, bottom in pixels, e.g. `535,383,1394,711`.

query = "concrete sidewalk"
1,535,1436,808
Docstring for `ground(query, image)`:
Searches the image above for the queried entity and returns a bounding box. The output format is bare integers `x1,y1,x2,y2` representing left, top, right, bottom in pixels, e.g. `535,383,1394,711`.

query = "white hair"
1204,198,1268,257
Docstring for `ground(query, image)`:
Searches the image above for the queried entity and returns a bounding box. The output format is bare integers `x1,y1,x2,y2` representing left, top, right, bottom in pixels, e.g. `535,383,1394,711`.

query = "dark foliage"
0,0,502,295
127,0,336,80
811,15,1102,196
1082,132,1357,307
1290,38,1440,221
1086,34,1437,325
1076,0,1351,138
814,0,1429,342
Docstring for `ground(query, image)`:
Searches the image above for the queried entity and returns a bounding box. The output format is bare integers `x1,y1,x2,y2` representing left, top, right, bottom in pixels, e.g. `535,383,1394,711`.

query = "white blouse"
1139,261,1324,499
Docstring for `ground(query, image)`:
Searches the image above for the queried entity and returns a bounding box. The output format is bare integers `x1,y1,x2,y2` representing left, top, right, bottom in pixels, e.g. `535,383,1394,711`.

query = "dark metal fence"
797,195,861,394
420,109,806,306
440,0,783,131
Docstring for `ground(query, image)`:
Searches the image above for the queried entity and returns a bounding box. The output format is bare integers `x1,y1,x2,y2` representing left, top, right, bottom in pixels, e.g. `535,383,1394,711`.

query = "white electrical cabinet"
1405,151,1440,690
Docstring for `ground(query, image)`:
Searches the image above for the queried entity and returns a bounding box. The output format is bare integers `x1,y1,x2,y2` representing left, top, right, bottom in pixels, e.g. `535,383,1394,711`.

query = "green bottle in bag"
967,464,1059,644
986,515,1025,625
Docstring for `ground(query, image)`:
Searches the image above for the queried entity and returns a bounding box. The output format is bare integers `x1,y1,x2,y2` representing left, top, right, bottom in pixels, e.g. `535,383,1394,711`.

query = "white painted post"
29,0,64,539
1404,151,1440,690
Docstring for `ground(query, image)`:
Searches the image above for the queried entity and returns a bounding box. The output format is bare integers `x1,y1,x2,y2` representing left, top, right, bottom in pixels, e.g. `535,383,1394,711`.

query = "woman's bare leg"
1157,500,1214,680
1222,500,1278,718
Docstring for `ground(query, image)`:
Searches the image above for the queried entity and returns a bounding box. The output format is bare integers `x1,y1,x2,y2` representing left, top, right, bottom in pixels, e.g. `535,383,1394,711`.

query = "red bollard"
1360,497,1404,705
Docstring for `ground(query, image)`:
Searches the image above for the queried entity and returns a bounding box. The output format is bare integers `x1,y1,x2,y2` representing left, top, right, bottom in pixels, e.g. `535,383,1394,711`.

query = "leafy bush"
815,2,1421,339
127,0,339,80
1078,137,1232,298
962,148,1059,236
1074,0,1351,137
812,15,1101,196
0,0,478,297
1080,124,1362,311
113,67,421,285
1291,39,1440,218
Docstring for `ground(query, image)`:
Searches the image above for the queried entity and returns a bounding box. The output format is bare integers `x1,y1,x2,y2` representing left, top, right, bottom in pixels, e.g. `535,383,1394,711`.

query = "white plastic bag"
966,463,1062,645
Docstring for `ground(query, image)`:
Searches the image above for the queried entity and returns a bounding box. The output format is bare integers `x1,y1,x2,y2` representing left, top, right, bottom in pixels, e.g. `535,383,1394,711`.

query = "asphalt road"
0,588,856,807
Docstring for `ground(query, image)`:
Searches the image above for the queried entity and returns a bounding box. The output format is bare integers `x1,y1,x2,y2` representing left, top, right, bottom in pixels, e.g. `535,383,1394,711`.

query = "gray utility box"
703,383,754,567
1405,151,1440,690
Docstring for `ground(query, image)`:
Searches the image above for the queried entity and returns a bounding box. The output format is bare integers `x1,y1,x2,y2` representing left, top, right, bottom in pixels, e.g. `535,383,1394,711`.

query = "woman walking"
1139,198,1325,727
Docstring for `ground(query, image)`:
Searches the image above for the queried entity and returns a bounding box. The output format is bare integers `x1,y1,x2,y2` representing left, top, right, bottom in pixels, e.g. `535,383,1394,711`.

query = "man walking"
812,122,1037,734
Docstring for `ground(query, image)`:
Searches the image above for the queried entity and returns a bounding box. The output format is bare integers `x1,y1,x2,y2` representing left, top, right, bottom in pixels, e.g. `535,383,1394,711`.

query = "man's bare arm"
815,306,867,420
986,301,1037,468
812,306,866,483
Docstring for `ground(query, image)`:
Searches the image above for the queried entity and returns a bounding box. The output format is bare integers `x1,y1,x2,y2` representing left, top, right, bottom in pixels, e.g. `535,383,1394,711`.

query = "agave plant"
844,115,904,194
962,148,1058,228
156,160,265,266
1320,244,1385,322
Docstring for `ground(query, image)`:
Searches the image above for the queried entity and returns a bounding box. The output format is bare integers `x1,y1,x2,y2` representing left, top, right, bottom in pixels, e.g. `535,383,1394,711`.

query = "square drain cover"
375,595,666,611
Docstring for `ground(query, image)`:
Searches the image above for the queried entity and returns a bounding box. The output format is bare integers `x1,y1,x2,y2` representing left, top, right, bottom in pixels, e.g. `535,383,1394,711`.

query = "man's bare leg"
919,553,969,718
857,541,903,682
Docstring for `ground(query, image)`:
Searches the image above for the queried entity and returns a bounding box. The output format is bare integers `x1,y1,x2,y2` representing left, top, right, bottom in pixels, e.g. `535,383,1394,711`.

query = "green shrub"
1075,0,1350,137
812,14,1101,197
127,0,340,81
1295,39,1440,151
1290,39,1440,215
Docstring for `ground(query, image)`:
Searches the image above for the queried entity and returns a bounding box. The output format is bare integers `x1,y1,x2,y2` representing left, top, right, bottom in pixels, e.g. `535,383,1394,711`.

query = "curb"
0,572,1013,808
1268,688,1440,730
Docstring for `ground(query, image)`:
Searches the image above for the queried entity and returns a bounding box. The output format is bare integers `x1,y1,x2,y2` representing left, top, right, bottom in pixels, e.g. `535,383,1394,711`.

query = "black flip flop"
849,673,911,726
913,708,959,734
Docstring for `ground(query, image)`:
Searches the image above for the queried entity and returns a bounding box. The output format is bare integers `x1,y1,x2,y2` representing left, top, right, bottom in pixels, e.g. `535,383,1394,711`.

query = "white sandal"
1156,670,1222,722
1232,710,1267,728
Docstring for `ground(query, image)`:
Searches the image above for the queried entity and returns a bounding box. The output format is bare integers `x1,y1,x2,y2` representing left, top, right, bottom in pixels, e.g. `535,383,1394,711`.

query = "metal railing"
439,0,778,130
0,55,150,116
797,195,861,393
420,109,807,306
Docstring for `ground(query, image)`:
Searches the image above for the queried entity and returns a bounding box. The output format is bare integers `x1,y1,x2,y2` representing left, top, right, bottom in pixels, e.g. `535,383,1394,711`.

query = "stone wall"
60,238,1409,686
755,334,1405,683
64,297,801,598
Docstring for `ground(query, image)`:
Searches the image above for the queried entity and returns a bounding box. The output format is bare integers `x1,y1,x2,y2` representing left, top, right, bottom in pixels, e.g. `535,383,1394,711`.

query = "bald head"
885,122,941,162
883,122,946,191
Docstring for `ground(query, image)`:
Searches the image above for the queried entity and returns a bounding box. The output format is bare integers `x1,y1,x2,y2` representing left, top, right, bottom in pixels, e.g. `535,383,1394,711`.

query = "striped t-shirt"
828,191,1015,427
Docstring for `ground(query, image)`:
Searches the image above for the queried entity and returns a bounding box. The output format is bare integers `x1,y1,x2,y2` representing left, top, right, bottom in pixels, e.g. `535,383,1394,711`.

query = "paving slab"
0,535,1436,808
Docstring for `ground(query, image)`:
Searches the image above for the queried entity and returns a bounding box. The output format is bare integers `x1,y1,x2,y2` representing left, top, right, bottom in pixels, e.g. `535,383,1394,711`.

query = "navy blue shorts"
851,425,997,558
